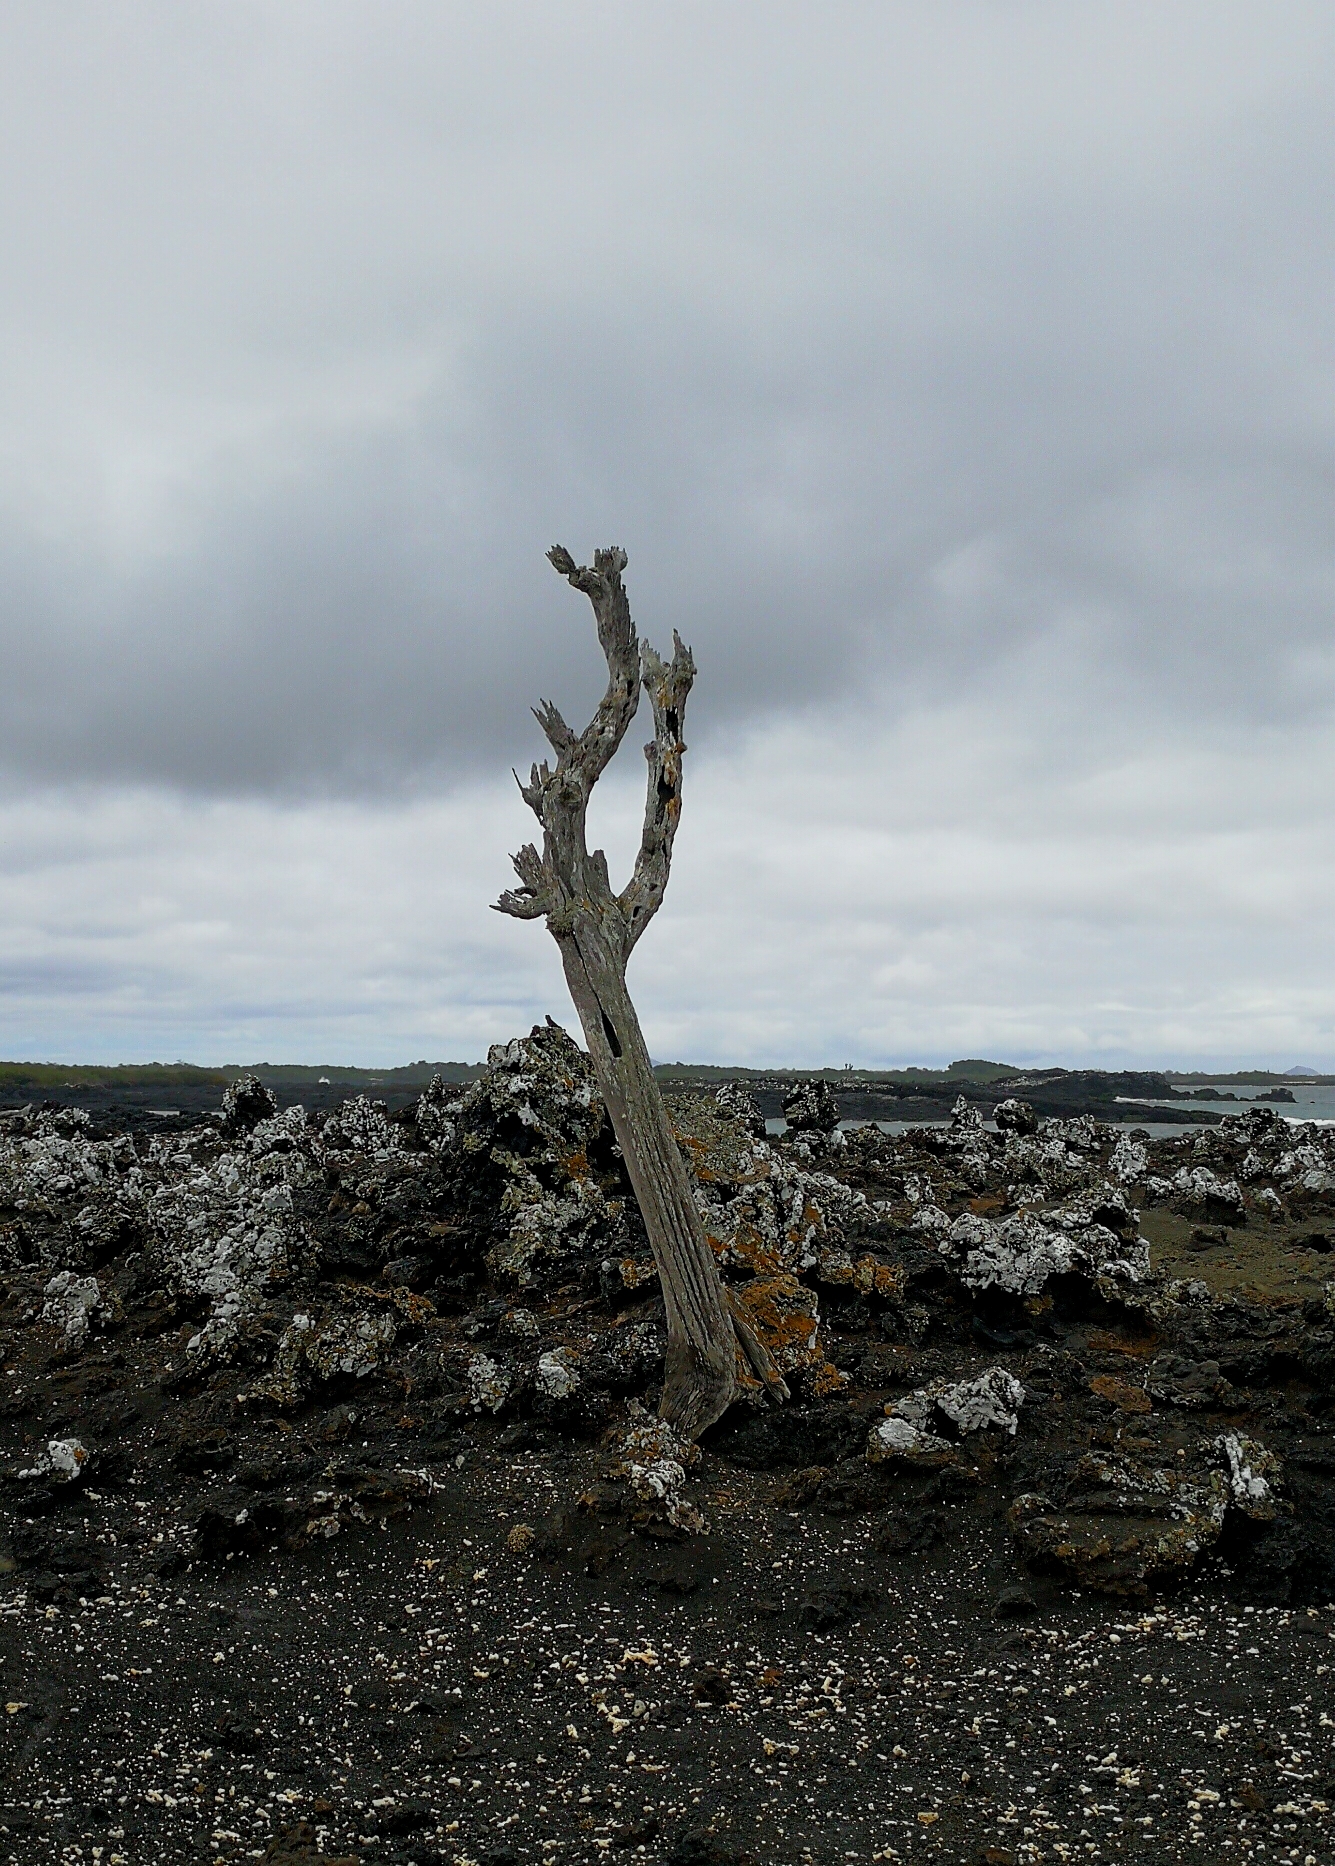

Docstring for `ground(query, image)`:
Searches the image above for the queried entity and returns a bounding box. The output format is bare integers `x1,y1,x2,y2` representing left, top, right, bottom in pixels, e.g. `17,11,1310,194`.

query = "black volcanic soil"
0,1050,1332,1866
2,1441,1332,1866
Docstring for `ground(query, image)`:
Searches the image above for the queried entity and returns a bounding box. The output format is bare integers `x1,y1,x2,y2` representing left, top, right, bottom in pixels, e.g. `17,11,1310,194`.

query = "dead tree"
494,546,789,1438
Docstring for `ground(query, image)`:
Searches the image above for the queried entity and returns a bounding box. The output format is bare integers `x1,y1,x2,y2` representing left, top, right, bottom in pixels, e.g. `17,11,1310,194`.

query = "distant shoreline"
0,1058,1328,1090
0,1055,1330,1133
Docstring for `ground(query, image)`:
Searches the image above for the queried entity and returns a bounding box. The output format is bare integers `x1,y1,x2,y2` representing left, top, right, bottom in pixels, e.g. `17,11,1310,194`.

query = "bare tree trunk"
493,546,787,1438
556,916,737,1436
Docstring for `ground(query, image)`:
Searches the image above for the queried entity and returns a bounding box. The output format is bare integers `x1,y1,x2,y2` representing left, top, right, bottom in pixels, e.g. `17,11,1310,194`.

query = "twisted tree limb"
494,546,789,1437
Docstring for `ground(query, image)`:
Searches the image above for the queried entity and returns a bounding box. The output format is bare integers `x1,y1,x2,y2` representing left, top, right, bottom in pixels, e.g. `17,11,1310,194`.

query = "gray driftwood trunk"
494,546,787,1438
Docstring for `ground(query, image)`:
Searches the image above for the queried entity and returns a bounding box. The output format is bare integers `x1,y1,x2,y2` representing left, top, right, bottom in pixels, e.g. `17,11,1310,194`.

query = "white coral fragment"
1214,1433,1280,1517
934,1366,1026,1436
19,1437,90,1482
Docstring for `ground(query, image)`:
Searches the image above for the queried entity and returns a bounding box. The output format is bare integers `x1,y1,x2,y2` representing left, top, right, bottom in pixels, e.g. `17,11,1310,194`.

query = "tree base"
658,1299,791,1440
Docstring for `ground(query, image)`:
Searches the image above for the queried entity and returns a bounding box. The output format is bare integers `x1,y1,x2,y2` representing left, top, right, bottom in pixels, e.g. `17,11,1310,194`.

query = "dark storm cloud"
0,3,1331,795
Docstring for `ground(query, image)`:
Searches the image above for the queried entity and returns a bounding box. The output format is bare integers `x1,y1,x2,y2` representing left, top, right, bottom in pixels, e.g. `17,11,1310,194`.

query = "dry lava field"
0,1024,1333,1866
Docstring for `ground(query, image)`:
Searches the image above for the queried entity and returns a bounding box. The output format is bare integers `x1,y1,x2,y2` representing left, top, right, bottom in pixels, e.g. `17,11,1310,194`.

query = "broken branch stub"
494,545,787,1438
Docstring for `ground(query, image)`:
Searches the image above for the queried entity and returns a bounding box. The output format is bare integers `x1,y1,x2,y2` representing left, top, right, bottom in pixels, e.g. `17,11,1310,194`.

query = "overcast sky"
0,2,1332,1069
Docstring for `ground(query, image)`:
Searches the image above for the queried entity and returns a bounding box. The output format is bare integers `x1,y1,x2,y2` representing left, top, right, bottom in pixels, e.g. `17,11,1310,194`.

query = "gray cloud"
0,4,1331,796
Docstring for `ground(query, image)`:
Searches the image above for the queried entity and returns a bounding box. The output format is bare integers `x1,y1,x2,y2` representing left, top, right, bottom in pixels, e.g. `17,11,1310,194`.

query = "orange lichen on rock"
717,1219,784,1278
815,1250,906,1299
732,1273,844,1396
1089,1373,1153,1413
352,1284,437,1326
1086,1327,1159,1359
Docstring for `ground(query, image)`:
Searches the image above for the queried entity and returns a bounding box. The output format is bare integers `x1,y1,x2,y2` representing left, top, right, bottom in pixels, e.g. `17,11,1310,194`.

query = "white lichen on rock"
444,1024,625,1287
534,1347,581,1399
40,1270,108,1346
1108,1133,1148,1184
1009,1452,1231,1594
321,1096,400,1160
466,1352,511,1413
1171,1166,1245,1219
870,1364,1026,1457
866,1414,953,1461
220,1073,278,1131
413,1073,459,1153
614,1416,706,1533
148,1139,315,1363
249,1307,400,1408
0,1108,143,1268
941,1195,1147,1297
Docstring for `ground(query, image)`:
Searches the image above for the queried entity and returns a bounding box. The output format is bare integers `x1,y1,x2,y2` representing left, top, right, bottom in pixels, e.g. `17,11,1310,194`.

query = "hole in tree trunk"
601,1009,623,1057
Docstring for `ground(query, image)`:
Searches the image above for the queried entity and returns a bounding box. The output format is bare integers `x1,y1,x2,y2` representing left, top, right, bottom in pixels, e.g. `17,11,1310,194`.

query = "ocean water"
1162,1081,1335,1127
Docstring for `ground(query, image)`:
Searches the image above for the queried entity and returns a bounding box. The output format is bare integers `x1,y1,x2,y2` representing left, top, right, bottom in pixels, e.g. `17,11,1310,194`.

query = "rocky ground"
0,1024,1333,1865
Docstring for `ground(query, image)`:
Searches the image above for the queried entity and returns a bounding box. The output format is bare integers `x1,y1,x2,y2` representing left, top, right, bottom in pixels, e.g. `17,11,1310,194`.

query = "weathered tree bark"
493,545,788,1438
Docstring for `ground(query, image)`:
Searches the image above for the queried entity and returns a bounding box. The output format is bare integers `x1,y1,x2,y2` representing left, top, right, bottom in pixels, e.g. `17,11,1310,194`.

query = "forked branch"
493,547,698,955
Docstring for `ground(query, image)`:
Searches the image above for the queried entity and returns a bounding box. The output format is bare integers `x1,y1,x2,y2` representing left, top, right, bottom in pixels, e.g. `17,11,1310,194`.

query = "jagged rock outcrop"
3,1048,1335,1601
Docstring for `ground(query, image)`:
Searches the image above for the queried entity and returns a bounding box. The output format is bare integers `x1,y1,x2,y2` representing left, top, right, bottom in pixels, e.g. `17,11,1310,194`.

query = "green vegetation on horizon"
0,1058,1328,1094
0,1060,482,1091
650,1057,1023,1085
653,1059,1335,1086
0,1062,231,1090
